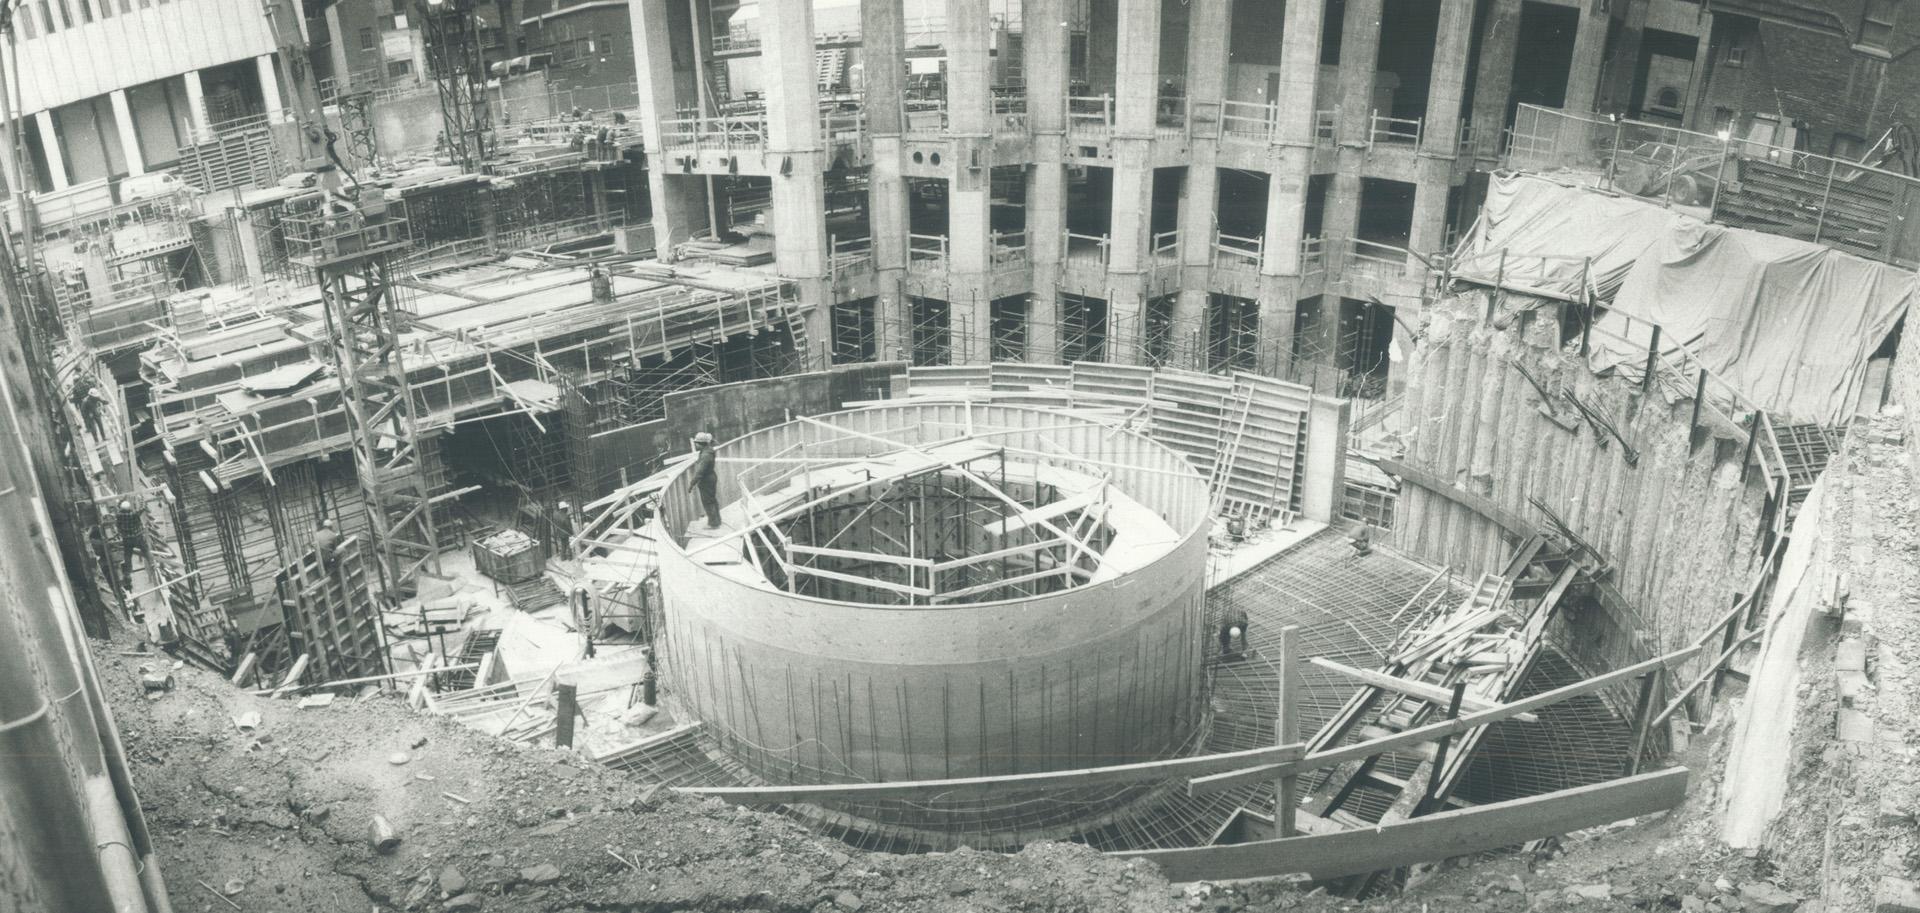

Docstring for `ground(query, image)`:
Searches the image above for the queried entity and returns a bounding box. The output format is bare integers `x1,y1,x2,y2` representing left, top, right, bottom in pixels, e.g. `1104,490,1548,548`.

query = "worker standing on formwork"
691,431,721,529
313,518,341,568
115,499,147,580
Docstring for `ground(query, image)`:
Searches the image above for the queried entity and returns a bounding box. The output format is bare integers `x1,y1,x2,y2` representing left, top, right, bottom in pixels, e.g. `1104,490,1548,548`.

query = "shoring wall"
651,404,1210,806
1391,291,1771,682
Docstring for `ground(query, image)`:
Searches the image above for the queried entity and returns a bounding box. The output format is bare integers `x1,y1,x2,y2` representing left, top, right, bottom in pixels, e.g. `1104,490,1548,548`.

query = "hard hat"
118,499,132,510
692,431,715,445
1229,626,1243,638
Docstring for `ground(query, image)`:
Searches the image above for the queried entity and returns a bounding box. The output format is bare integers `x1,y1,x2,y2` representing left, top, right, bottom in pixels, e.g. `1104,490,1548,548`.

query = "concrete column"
1466,0,1521,160
1335,0,1382,149
1601,1,1648,116
945,0,991,137
761,0,830,359
324,6,354,92
1682,13,1716,133
183,70,211,135
1563,7,1609,115
1407,0,1473,265
865,0,909,359
631,0,707,260
34,110,68,191
1262,0,1328,278
255,54,287,123
1027,0,1069,362
1176,0,1229,332
108,90,144,177
0,123,21,195
1421,0,1474,157
1112,0,1163,135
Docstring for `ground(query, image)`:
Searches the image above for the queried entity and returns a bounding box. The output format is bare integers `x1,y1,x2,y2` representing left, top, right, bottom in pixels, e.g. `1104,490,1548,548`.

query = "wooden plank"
1117,767,1689,882
1377,457,1532,538
1310,657,1540,722
1190,647,1698,796
676,741,1308,805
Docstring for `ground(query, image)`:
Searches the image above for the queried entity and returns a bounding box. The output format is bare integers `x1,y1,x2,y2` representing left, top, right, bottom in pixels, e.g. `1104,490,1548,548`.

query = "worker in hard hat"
114,498,146,580
313,518,341,567
1218,605,1250,660
690,431,721,529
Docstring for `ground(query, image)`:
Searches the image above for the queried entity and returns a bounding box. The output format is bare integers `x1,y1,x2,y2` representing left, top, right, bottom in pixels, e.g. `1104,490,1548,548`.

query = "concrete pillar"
1300,394,1351,523
324,6,354,92
1564,7,1609,115
1682,13,1717,133
1466,0,1521,160
631,0,707,260
1262,0,1327,279
183,70,211,136
865,0,909,359
1026,0,1069,362
1113,0,1162,135
761,0,830,359
1408,0,1473,264
34,110,68,191
1175,0,1230,336
1421,0,1474,157
255,54,287,123
1601,1,1648,116
1335,0,1382,150
946,0,991,137
108,90,143,177
946,0,993,355
0,122,21,195
1107,148,1156,346
1256,275,1301,378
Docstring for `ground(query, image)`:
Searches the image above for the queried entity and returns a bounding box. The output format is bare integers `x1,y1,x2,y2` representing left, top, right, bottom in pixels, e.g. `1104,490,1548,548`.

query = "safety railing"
1369,111,1423,148
829,234,873,277
1212,230,1263,273
908,233,948,271
1299,236,1326,278
1505,103,1920,268
1314,109,1338,143
820,105,867,149
904,96,948,134
1064,230,1111,266
1345,238,1411,281
991,230,1030,269
1152,229,1180,261
1220,100,1279,144
658,113,769,154
1068,95,1115,136
992,91,1028,133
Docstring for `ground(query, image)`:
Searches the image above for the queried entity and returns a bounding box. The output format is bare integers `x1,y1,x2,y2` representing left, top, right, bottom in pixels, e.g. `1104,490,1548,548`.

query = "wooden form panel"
1118,767,1688,882
273,535,385,682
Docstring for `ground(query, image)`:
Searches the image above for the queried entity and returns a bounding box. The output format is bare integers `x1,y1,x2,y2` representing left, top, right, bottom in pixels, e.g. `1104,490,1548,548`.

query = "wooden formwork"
274,534,386,682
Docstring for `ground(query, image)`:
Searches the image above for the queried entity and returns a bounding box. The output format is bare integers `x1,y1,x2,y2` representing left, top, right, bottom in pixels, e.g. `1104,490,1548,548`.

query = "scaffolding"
288,203,443,593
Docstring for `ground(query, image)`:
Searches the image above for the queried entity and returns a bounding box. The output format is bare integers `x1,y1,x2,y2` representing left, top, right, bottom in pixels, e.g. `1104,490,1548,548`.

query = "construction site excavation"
7,0,1920,911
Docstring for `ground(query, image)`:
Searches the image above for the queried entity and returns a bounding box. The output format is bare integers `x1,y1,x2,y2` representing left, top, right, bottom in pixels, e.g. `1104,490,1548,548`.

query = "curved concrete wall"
652,404,1210,805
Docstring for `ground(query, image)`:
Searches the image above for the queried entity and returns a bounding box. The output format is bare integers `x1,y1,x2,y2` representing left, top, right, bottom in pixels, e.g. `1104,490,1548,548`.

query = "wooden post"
1709,612,1741,700
1641,325,1661,394
1424,681,1468,807
1624,668,1662,776
555,682,579,748
1275,625,1300,836
1688,368,1707,439
1739,411,1761,483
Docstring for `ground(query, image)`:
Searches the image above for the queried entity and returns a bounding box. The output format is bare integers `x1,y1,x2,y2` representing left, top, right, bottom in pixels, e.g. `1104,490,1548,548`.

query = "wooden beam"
1190,647,1699,796
1119,768,1689,882
1377,457,1532,539
676,741,1308,805
1276,626,1300,837
1309,657,1541,723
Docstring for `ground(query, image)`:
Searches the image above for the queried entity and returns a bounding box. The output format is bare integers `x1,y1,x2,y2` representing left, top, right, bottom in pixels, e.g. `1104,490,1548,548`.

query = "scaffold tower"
289,198,442,592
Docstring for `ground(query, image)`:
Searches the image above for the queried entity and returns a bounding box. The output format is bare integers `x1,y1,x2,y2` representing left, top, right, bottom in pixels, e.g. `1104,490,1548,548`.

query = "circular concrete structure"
653,402,1210,839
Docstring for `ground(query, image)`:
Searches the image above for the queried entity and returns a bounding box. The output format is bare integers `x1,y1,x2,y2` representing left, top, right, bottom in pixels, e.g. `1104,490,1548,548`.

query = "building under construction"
5,0,1920,910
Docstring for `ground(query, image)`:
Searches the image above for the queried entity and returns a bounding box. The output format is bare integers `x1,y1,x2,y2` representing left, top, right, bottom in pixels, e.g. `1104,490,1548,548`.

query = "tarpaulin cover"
1452,172,1668,302
1456,173,1914,425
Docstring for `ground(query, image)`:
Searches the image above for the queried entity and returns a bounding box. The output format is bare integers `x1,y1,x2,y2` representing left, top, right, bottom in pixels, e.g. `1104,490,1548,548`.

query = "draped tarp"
1451,172,1669,302
1456,173,1914,425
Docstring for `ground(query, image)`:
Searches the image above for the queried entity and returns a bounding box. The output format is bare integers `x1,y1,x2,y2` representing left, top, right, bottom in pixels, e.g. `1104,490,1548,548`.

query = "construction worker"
1218,605,1250,660
114,499,146,579
691,431,721,529
313,518,341,567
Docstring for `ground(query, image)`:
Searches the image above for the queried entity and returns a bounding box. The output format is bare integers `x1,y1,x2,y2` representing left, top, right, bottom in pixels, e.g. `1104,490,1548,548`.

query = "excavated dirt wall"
1390,291,1770,683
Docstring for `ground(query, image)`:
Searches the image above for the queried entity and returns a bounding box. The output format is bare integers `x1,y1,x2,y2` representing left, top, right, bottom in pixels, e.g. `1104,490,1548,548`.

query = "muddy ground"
109,641,1787,913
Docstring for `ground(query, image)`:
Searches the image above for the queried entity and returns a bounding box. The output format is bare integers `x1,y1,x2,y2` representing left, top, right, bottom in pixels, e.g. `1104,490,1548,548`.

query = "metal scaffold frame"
418,0,492,171
294,207,443,592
